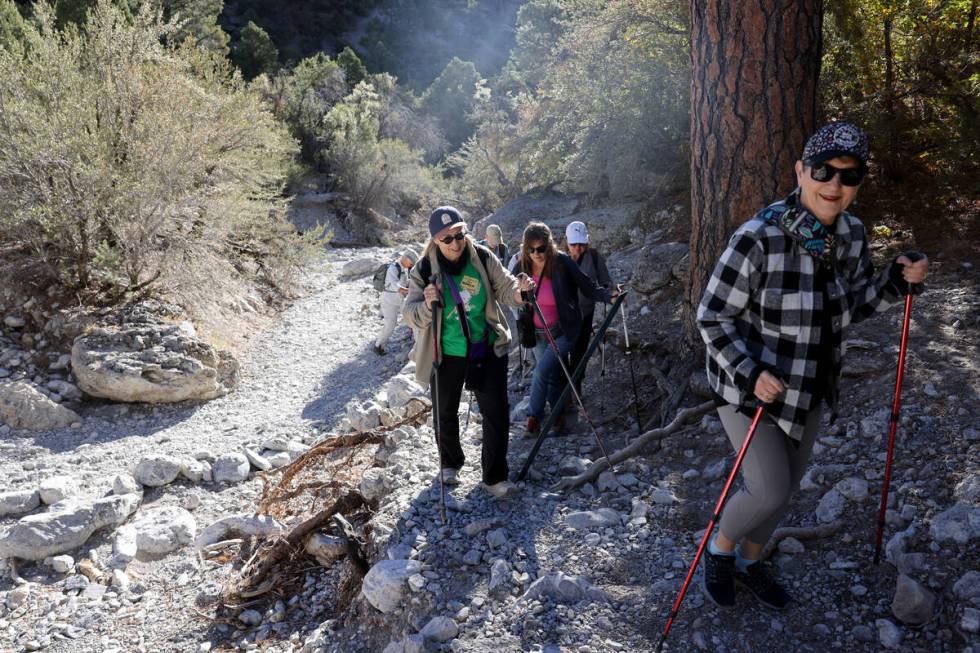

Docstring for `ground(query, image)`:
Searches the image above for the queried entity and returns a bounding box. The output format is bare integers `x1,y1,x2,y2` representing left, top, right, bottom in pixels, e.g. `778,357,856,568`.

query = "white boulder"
0,381,80,431
361,559,421,613
132,506,197,555
0,494,140,560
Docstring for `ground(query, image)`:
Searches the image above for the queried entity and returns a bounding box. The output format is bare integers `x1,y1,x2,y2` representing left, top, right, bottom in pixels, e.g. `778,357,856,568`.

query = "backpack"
372,262,393,292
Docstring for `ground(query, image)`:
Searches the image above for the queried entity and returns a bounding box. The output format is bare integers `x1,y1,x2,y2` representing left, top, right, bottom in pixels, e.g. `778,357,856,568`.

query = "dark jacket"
521,252,612,344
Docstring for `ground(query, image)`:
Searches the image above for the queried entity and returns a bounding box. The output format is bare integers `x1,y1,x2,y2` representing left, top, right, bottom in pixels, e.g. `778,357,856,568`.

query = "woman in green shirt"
404,207,535,499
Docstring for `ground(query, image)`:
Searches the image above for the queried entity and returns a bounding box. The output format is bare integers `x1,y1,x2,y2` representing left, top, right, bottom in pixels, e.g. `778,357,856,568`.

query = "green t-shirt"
440,259,496,357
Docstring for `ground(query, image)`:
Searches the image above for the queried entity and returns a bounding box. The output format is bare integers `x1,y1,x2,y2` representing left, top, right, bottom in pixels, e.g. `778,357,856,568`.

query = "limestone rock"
0,489,41,517
38,476,79,505
360,467,388,502
523,571,605,603
347,401,382,433
132,506,197,555
930,503,980,545
954,473,980,506
111,473,142,496
953,571,980,606
630,243,688,293
420,616,458,642
306,532,346,567
816,488,846,523
112,525,138,569
835,476,869,502
71,321,238,403
340,258,380,278
386,375,425,409
361,559,421,613
564,509,620,530
876,619,902,649
134,455,182,487
0,494,140,560
0,381,80,431
891,574,935,625
212,453,250,483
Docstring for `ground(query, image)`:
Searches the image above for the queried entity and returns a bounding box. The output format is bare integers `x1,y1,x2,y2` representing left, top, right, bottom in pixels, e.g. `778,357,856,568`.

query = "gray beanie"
401,248,419,264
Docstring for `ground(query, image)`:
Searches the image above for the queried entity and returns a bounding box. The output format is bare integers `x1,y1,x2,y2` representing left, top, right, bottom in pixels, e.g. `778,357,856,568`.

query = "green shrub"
0,0,305,304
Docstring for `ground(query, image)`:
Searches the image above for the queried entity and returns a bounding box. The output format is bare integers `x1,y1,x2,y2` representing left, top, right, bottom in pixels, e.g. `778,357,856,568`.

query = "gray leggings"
716,404,821,545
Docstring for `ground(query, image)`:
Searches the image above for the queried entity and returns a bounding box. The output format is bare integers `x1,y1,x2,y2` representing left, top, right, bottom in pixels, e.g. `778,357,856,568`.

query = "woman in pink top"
516,222,613,436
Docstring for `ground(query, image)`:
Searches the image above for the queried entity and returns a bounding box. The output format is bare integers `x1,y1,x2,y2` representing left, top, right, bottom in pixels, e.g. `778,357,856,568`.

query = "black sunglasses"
809,162,865,187
526,245,548,254
438,231,466,245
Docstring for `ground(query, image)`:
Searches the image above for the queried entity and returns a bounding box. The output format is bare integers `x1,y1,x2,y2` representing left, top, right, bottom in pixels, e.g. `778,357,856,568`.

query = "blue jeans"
529,331,572,419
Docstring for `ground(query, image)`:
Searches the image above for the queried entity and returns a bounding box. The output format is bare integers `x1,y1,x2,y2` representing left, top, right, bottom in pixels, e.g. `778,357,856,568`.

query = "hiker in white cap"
564,221,612,396
374,249,418,355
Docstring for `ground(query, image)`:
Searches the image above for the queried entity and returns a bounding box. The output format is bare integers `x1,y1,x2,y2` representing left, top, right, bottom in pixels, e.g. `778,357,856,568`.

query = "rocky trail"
1,245,978,653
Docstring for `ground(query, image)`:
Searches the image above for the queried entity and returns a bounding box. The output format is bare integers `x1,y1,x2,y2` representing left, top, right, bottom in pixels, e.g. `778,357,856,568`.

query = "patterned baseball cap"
802,122,870,168
428,206,466,237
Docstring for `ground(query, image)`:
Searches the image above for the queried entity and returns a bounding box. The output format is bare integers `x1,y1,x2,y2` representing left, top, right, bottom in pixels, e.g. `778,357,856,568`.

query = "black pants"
566,309,595,395
431,351,510,485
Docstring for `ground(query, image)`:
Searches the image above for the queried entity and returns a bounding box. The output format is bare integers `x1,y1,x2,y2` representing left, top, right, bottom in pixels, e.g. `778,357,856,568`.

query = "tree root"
762,520,844,560
556,401,715,491
230,491,366,599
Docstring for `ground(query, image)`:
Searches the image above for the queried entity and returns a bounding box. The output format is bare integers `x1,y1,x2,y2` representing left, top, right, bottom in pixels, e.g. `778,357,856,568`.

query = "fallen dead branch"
230,491,366,599
222,399,431,606
762,520,845,560
556,401,715,490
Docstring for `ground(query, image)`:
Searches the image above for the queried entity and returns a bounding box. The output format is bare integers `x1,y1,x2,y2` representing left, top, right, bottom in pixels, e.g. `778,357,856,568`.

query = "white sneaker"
440,468,461,485
483,480,519,499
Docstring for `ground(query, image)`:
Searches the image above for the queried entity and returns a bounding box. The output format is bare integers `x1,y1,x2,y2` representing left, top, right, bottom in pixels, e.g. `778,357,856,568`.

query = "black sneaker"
701,549,736,608
734,561,792,610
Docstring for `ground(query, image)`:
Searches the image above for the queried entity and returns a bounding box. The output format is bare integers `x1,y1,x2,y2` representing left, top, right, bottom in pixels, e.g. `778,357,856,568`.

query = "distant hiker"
517,222,614,437
696,122,928,610
478,224,509,262
563,221,612,396
374,249,418,355
404,206,535,499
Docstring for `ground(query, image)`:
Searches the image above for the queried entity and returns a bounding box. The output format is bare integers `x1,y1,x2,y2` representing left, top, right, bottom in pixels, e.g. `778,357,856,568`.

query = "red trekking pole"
874,291,919,563
656,405,765,652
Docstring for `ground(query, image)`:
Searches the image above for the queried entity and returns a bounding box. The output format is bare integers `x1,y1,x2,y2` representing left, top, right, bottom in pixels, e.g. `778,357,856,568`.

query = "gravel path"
0,249,415,653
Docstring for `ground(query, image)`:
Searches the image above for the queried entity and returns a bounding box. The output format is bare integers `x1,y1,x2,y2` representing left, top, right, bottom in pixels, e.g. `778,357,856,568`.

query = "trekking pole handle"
900,251,926,296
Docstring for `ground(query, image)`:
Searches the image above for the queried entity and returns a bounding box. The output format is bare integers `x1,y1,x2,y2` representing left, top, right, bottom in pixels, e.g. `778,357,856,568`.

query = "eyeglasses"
809,162,865,187
438,232,466,245
568,243,586,248
526,245,548,254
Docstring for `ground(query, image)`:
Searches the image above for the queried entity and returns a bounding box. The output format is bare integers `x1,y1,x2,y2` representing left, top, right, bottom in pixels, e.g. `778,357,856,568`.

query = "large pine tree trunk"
685,1,823,342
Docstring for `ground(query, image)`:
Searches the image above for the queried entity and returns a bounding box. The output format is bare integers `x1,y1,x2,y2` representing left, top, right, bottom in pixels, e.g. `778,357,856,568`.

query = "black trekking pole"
874,262,923,564
599,303,607,378
528,295,611,464
656,405,765,653
429,287,447,525
621,292,642,437
516,293,625,481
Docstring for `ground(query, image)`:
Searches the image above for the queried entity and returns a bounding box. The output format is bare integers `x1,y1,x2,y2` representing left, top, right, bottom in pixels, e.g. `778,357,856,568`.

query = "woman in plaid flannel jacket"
694,122,929,610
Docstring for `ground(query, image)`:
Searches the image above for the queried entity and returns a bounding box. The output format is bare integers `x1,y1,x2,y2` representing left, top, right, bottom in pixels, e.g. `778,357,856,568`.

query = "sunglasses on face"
809,162,865,187
438,231,466,245
526,245,548,254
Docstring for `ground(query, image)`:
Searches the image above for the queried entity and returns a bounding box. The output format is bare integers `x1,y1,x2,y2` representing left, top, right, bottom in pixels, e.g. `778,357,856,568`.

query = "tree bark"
684,0,823,342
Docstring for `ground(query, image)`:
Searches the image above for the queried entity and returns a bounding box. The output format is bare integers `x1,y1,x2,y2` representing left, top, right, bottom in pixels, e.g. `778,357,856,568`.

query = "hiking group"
372,122,929,629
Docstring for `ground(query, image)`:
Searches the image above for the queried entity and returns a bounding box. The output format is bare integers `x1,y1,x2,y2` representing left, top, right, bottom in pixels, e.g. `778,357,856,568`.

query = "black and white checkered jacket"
697,194,908,440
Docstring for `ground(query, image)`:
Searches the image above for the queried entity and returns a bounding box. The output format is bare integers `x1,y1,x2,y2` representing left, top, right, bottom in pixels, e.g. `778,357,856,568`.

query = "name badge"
460,275,480,295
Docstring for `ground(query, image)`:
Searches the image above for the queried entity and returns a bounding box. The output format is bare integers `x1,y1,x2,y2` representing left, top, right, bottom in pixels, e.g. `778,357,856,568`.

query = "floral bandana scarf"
765,190,836,268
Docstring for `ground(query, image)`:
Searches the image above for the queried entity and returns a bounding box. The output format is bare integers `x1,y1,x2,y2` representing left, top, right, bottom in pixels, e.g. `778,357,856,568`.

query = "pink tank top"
533,275,560,328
